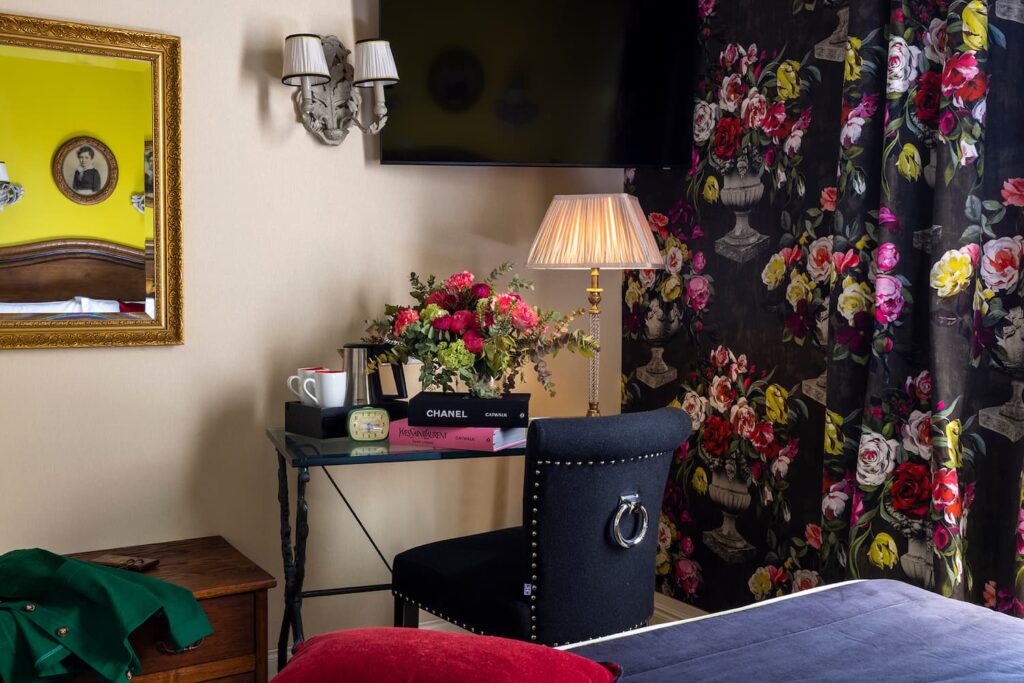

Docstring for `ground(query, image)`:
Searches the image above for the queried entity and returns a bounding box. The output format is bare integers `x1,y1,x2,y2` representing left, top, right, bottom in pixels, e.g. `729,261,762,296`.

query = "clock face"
347,408,390,442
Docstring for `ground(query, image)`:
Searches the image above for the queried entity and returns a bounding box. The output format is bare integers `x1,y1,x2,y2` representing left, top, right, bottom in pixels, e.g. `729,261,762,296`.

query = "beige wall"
0,0,623,644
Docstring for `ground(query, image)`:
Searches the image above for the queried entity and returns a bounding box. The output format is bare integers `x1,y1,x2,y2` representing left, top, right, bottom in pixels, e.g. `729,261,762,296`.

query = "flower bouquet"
365,264,597,398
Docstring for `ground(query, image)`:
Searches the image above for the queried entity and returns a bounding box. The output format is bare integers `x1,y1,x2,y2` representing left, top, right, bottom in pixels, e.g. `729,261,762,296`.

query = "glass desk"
268,428,526,669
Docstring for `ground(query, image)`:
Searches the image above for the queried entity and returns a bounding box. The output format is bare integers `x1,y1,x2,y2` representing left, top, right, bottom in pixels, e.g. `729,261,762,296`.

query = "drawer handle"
156,637,205,654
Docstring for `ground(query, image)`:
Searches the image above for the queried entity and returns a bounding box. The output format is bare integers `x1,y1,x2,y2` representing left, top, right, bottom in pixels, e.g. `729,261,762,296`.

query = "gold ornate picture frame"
0,13,182,349
52,136,119,205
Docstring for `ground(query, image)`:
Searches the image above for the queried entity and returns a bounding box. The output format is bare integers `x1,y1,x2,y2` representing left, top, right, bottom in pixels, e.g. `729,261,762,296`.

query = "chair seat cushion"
274,627,621,683
392,527,532,640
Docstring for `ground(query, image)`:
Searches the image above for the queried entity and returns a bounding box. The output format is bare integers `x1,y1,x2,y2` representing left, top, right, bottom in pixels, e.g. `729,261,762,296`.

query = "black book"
408,392,530,428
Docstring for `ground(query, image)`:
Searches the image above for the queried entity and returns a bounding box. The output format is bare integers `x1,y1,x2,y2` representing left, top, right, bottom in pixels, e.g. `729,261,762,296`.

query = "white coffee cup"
288,366,324,406
303,369,348,408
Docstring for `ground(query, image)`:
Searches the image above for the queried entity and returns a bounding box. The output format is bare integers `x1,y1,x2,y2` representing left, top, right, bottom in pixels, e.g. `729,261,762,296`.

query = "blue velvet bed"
567,580,1024,681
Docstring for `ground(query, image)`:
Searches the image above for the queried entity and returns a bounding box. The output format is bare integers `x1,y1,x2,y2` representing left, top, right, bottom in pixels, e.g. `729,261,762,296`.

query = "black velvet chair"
391,408,691,646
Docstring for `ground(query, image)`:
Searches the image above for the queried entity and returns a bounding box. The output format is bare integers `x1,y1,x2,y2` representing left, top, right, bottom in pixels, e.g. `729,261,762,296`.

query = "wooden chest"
70,536,276,683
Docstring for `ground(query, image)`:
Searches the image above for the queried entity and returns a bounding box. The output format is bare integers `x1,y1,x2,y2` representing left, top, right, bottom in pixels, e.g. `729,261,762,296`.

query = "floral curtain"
622,0,1024,615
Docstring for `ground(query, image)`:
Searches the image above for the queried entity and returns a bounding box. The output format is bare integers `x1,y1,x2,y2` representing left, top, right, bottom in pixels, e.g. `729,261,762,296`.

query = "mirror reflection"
0,44,155,318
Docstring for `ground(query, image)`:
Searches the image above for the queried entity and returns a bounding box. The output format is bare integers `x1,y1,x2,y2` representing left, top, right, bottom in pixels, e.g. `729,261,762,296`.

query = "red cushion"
273,627,620,683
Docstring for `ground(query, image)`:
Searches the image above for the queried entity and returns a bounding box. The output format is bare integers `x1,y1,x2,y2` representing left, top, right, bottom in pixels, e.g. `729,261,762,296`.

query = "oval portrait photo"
52,136,118,205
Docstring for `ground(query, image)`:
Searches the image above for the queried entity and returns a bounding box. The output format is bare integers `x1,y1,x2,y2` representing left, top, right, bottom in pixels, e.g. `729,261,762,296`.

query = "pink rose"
939,110,956,136
674,558,701,596
805,524,822,550
980,237,1024,292
1017,507,1024,555
1001,178,1024,207
741,91,768,128
960,243,981,268
780,246,802,267
877,242,900,272
692,252,706,274
492,292,522,315
760,102,786,137
444,271,475,291
718,73,747,113
730,398,757,438
510,301,540,331
685,275,711,312
470,283,492,300
820,187,837,212
720,43,744,71
449,310,478,334
697,0,715,19
874,275,905,323
710,345,734,369
807,237,833,283
904,370,932,401
462,329,485,354
680,536,695,557
879,206,900,231
393,308,419,336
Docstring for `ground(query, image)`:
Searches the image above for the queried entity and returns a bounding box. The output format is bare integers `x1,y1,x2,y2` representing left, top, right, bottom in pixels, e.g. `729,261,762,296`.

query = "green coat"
0,549,212,682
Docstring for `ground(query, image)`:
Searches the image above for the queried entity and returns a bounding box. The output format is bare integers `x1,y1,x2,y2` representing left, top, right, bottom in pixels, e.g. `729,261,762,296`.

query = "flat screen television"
379,0,696,168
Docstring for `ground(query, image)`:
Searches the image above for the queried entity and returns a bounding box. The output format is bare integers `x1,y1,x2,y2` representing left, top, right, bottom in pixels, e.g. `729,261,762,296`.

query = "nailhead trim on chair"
393,590,487,635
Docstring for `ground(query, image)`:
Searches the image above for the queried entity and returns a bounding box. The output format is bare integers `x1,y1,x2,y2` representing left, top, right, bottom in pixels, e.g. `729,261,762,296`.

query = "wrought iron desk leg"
276,451,295,671
292,467,311,651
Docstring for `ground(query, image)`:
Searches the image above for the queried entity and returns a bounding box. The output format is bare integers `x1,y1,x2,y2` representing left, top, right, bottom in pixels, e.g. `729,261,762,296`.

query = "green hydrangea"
421,303,448,323
437,339,475,370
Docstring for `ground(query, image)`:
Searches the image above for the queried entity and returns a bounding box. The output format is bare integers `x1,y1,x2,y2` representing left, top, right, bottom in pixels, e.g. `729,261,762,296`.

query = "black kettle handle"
369,345,408,402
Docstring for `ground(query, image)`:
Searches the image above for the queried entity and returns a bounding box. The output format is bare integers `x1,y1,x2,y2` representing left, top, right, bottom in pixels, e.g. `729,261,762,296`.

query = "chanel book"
407,392,530,428
388,419,526,452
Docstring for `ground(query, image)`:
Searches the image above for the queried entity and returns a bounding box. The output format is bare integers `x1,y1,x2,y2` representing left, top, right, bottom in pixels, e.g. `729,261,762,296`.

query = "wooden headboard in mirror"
0,13,182,348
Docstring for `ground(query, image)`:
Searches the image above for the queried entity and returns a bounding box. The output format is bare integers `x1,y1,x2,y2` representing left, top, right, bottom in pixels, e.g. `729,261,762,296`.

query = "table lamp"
527,193,663,416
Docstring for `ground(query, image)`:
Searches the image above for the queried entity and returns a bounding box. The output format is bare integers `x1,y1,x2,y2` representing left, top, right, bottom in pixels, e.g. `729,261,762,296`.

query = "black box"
407,392,530,428
285,401,409,439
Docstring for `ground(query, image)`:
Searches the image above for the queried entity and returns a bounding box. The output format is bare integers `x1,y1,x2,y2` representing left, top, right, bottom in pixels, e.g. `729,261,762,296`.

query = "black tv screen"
380,0,696,167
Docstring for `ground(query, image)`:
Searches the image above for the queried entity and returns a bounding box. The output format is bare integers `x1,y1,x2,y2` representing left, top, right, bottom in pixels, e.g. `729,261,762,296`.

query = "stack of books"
389,392,530,452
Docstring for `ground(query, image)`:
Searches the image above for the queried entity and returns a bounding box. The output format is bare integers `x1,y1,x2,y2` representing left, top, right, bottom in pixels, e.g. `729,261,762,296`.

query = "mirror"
0,13,182,348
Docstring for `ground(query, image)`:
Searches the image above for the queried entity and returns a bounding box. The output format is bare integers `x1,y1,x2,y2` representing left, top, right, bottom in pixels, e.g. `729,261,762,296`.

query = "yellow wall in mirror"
0,45,153,249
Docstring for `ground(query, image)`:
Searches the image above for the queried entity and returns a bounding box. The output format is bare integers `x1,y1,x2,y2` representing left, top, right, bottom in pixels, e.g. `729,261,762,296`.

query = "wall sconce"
282,34,399,146
0,162,24,211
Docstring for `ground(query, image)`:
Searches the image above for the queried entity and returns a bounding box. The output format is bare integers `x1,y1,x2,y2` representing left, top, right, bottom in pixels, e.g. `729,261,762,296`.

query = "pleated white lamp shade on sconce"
527,193,663,270
282,34,330,86
0,162,9,183
353,39,399,86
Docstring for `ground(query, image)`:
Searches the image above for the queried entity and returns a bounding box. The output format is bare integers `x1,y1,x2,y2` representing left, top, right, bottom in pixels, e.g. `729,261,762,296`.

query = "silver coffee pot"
337,343,408,406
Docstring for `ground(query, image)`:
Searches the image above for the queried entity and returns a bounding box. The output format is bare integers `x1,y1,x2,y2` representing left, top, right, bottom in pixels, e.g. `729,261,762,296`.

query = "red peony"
462,329,485,354
941,52,979,96
470,283,492,300
431,314,452,331
913,71,941,127
422,290,449,308
449,310,478,334
393,308,419,336
890,462,931,518
701,414,732,457
444,271,475,291
712,116,743,160
1001,178,1024,207
932,467,959,511
760,102,787,137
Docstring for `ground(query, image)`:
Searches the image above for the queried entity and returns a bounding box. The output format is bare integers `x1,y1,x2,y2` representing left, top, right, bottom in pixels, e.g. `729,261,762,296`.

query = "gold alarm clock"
347,406,390,442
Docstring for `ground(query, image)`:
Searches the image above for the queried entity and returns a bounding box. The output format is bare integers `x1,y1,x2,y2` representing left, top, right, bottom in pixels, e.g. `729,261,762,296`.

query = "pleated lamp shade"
527,194,664,270
282,34,330,86
0,162,8,183
353,39,399,87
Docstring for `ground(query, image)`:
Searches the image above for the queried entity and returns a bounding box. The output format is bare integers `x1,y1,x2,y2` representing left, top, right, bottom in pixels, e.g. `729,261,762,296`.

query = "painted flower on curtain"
761,202,834,346
688,42,820,210
623,200,714,342
929,185,1024,367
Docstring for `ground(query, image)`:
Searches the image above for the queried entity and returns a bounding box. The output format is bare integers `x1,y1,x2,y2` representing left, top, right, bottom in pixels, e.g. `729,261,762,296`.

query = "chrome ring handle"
612,493,649,549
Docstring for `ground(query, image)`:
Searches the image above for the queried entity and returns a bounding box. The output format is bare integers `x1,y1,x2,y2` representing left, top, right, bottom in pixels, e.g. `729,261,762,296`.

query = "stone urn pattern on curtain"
623,0,1024,616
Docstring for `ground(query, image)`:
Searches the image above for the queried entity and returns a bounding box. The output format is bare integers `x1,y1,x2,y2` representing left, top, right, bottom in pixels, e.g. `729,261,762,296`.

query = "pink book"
388,419,526,452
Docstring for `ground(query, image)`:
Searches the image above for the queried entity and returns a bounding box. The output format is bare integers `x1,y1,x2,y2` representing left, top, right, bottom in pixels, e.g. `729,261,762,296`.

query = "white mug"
288,366,324,406
303,369,348,408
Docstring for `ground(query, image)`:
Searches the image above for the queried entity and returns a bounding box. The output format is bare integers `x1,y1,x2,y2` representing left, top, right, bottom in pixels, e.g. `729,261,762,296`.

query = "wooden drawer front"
133,592,255,674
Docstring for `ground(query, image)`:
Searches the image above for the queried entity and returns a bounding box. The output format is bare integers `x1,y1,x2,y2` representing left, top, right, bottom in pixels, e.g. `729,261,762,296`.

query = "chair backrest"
522,408,691,645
